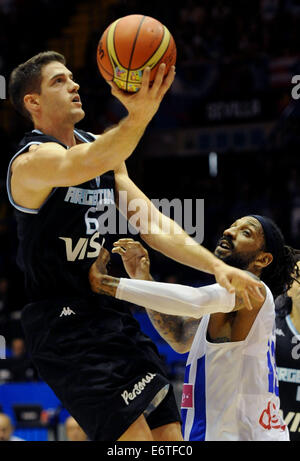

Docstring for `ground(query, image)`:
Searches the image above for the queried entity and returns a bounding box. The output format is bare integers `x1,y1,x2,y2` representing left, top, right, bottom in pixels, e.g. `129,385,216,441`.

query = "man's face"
214,216,266,270
35,61,85,125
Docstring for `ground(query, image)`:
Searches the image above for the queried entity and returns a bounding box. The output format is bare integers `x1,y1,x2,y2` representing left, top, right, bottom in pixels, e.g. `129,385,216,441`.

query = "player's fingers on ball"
140,67,151,91
158,65,175,97
165,65,176,88
153,63,166,87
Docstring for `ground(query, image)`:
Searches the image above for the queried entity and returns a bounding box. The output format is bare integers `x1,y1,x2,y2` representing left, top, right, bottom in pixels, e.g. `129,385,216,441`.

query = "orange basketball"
97,14,177,92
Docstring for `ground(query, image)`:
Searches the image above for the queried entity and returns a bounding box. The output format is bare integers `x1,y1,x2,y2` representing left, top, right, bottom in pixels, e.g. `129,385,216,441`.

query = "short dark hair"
9,51,66,120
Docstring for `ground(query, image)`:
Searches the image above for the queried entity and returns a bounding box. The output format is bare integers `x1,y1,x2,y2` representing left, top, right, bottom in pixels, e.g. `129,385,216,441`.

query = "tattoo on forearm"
146,310,200,350
96,276,119,297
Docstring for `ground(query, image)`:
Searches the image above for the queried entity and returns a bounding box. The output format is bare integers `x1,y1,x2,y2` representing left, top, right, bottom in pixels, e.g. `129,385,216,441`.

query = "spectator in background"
8,337,38,381
275,251,300,441
10,337,26,357
0,337,38,383
0,412,25,441
65,416,88,442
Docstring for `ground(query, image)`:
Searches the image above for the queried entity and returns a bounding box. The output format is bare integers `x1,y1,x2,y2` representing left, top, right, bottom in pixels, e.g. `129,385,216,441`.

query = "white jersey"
181,283,290,441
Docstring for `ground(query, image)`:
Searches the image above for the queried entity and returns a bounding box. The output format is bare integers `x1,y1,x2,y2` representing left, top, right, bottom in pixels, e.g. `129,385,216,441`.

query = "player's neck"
290,302,300,334
34,121,77,147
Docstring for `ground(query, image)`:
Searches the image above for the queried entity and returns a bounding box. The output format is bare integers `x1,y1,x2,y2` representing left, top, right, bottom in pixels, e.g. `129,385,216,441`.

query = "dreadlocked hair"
260,246,300,299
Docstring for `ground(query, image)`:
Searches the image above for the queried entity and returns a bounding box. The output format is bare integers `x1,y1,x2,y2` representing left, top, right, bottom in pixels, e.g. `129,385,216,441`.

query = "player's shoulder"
13,142,62,168
16,130,61,148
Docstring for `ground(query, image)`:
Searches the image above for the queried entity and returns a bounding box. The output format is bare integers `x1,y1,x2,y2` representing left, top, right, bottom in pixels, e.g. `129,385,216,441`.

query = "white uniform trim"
6,129,96,214
286,314,300,336
6,141,43,214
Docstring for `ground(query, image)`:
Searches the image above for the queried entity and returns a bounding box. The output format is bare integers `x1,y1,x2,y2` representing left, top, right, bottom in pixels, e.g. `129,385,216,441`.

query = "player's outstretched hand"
214,263,265,311
89,246,111,293
112,238,151,280
108,64,176,125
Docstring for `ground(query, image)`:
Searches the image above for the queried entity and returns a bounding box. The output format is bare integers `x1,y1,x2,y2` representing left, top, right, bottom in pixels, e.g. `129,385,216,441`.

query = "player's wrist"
125,107,156,127
207,257,226,277
99,275,119,297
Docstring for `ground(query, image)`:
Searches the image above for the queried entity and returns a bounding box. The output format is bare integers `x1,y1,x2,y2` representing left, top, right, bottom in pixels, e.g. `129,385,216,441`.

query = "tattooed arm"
110,238,201,353
146,310,200,353
89,240,200,352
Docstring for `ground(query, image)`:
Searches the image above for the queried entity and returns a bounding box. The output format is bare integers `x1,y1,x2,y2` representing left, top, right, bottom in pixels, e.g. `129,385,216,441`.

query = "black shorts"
21,294,181,441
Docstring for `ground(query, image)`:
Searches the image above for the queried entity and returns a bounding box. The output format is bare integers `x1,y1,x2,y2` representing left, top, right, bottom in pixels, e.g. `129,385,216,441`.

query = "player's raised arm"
11,64,175,193
114,168,264,308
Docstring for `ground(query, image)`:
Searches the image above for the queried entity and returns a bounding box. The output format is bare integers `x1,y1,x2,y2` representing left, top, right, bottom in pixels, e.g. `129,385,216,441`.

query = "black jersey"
275,314,300,441
7,128,117,301
6,129,182,440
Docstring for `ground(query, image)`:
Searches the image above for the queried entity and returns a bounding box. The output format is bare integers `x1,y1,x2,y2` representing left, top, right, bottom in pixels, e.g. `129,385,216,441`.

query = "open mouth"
72,95,81,104
217,238,234,251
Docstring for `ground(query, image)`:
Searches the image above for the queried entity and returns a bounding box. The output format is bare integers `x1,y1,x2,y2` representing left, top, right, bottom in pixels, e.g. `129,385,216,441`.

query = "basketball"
97,14,177,92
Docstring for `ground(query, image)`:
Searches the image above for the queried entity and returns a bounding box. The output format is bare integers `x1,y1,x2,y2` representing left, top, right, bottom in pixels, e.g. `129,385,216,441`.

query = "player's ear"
23,93,40,116
254,251,273,269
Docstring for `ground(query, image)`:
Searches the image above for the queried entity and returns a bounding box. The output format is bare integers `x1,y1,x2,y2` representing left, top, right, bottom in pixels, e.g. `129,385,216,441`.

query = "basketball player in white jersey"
89,215,298,441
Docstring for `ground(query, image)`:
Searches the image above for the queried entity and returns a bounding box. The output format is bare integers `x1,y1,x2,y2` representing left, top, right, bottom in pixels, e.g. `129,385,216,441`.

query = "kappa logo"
275,328,285,337
121,373,156,406
59,307,76,317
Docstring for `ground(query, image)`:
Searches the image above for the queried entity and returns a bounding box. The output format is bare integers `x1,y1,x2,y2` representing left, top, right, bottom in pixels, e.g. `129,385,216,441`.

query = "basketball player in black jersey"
7,51,263,441
275,252,300,440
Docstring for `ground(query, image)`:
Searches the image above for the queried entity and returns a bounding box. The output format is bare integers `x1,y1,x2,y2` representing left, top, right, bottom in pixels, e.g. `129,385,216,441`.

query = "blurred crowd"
0,0,299,389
